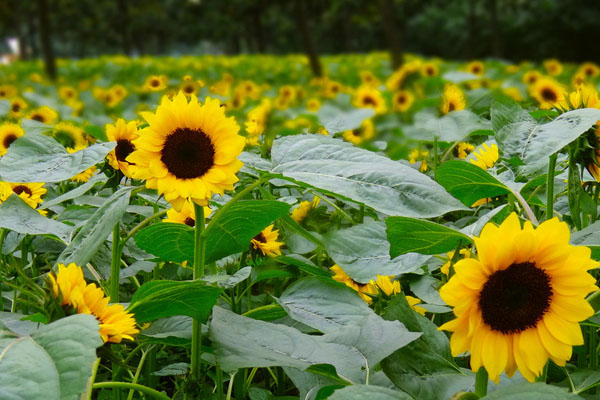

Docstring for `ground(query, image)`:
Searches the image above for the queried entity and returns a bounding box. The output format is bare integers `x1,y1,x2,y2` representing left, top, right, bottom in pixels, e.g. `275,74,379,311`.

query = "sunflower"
0,123,24,156
58,86,78,101
352,86,387,114
530,78,565,109
342,119,375,145
466,61,485,76
409,148,429,172
106,119,139,178
331,264,378,303
27,106,58,124
503,87,524,102
250,224,283,257
143,75,168,92
8,97,27,118
470,143,499,169
455,142,475,159
323,80,343,98
237,80,260,100
290,196,320,223
439,213,598,382
578,62,600,78
180,81,198,97
441,248,472,275
67,146,97,183
522,70,541,86
279,85,296,103
50,263,139,343
0,182,46,209
306,98,321,112
53,122,88,149
557,85,600,111
441,84,466,114
543,59,563,76
420,62,439,77
392,90,414,112
0,85,17,99
127,92,245,211
163,200,211,227
359,70,381,87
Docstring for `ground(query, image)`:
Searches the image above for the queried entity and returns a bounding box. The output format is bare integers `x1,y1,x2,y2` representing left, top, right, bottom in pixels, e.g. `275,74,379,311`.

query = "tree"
379,0,403,69
38,0,56,80
293,0,322,77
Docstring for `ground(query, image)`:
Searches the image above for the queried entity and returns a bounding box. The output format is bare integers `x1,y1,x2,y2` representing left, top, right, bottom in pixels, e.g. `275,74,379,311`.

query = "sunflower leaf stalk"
110,222,121,302
190,202,206,383
474,367,488,397
546,153,557,221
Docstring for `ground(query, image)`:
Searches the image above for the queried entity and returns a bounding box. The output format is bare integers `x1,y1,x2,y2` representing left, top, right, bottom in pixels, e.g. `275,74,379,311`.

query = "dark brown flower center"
397,95,406,104
184,217,195,227
184,85,194,94
160,127,215,179
115,139,135,163
448,102,456,112
151,79,160,87
362,96,376,106
478,262,552,334
31,113,44,122
541,88,558,102
426,67,434,76
11,103,20,112
12,185,32,196
3,134,18,149
253,232,266,243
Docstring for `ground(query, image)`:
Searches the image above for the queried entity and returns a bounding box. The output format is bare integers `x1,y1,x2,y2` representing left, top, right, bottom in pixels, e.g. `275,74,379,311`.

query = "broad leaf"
0,132,114,183
403,109,491,142
271,135,466,217
140,316,193,346
484,383,580,399
317,105,375,134
329,385,413,400
386,217,472,257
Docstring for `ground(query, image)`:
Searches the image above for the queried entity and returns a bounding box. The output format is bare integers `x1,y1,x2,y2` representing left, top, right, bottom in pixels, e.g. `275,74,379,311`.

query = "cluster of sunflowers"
0,53,599,398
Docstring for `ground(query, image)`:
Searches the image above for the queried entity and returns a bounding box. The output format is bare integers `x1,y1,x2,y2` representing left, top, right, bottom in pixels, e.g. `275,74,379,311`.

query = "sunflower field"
1,53,600,400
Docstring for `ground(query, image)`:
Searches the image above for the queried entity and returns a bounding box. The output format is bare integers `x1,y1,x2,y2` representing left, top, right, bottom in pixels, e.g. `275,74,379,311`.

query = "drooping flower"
290,196,320,223
331,264,378,303
441,84,466,114
106,119,139,178
439,213,598,382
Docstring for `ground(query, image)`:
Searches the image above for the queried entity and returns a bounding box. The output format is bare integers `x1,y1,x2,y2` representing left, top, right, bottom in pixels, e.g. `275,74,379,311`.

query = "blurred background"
0,0,599,65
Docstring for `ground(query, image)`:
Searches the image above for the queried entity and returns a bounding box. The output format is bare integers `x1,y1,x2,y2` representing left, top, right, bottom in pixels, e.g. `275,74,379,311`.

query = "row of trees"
0,0,598,79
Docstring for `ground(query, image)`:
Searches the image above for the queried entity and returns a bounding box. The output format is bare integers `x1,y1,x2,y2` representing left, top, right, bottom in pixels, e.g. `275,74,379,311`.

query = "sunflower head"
27,106,58,125
250,224,284,257
53,122,88,149
106,119,139,178
522,70,541,85
67,146,97,183
441,84,466,114
0,182,46,209
144,75,168,92
420,62,439,77
352,86,387,114
530,77,565,110
306,98,321,112
290,196,320,223
466,61,485,76
342,119,375,145
127,92,245,211
469,143,499,170
9,97,27,118
455,142,475,159
392,90,414,112
439,213,598,382
543,59,563,76
0,123,24,156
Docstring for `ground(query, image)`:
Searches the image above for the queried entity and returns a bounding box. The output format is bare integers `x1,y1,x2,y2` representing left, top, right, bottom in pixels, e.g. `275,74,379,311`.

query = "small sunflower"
420,62,439,77
143,75,168,92
409,148,429,172
163,200,211,227
470,143,499,170
530,78,565,109
67,146,97,183
441,84,466,114
466,61,485,76
8,97,27,118
58,86,78,101
306,98,321,112
522,70,541,85
106,119,139,178
290,196,320,223
342,119,375,145
53,122,88,149
455,142,475,159
352,86,387,114
392,90,414,112
503,87,524,102
0,123,24,156
543,59,563,76
250,224,283,257
127,93,245,211
359,70,381,87
0,182,46,209
27,106,58,124
439,213,598,382
180,81,198,97
578,62,600,78
331,264,378,303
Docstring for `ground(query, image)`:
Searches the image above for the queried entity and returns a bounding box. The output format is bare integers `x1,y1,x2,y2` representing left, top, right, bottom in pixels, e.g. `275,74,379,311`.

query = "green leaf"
84,125,108,142
484,383,580,399
140,316,192,346
0,314,102,400
0,194,72,242
329,385,413,400
276,254,330,277
404,109,491,142
386,217,472,257
243,304,288,321
437,160,511,206
566,368,600,395
128,280,222,323
317,105,375,134
135,200,291,264
40,177,102,210
57,186,133,266
271,135,466,217
0,99,10,116
0,132,114,183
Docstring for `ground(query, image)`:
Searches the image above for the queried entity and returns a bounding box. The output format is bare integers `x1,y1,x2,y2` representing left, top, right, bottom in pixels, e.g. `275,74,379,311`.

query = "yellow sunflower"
439,213,598,382
106,119,139,178
392,90,414,112
420,62,439,77
290,196,320,223
0,182,46,209
127,92,245,211
331,264,378,303
359,70,381,87
456,142,475,159
466,61,485,76
143,75,168,92
470,143,499,169
409,148,429,172
67,146,97,183
441,84,466,114
180,81,198,97
543,59,563,76
27,106,58,124
342,119,375,145
530,78,565,109
557,85,600,111
352,86,387,114
578,62,600,79
163,200,211,227
0,123,24,156
503,87,523,102
58,86,78,101
9,97,27,118
306,98,321,112
250,224,283,257
522,70,541,86
53,122,88,149
50,263,139,343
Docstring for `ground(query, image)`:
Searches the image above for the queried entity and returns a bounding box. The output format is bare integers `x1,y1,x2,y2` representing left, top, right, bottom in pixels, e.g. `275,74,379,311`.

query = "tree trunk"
251,6,266,53
489,0,502,58
116,0,131,55
379,0,403,70
466,0,475,59
37,0,56,80
293,0,322,77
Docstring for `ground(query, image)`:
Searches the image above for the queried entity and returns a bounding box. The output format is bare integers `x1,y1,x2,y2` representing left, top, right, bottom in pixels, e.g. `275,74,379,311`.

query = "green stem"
121,210,168,246
216,366,224,400
127,350,149,400
568,145,582,230
546,153,557,220
190,203,206,383
110,222,121,302
226,372,236,400
474,367,488,397
87,358,101,400
535,362,548,383
93,382,171,400
590,327,598,370
433,137,439,181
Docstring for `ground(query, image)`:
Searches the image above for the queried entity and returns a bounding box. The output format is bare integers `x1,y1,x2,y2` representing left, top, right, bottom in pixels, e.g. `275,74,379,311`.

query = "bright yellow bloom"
352,86,387,115
470,143,499,170
143,75,168,92
578,62,600,79
67,146,97,183
441,84,466,114
392,90,414,112
0,123,24,156
106,119,139,178
8,97,27,118
530,77,565,110
53,122,88,149
420,62,439,77
522,70,541,86
409,148,429,172
27,106,58,124
0,182,46,209
439,213,598,382
456,142,475,159
342,119,375,145
290,196,320,223
557,85,600,111
466,61,484,76
503,87,523,102
163,200,211,227
441,248,472,275
250,224,284,257
306,98,321,112
543,59,563,76
331,264,378,304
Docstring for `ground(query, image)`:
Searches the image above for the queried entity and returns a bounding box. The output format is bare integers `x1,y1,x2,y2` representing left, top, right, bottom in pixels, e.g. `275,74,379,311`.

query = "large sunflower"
439,213,598,383
0,182,46,209
127,92,245,211
530,78,565,110
0,123,24,156
106,119,139,178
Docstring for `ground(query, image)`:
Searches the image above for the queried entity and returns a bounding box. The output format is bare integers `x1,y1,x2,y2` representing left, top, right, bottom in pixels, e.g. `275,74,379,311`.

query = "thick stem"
546,153,557,220
190,203,206,382
433,137,439,181
474,367,488,397
110,223,121,302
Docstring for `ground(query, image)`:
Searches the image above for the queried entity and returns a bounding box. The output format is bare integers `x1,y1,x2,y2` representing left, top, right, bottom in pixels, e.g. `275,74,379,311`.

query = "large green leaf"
0,132,114,183
140,316,192,346
57,186,133,266
271,135,466,217
386,217,472,257
484,383,580,399
403,109,491,142
0,194,72,243
135,200,291,264
0,314,102,400
493,99,600,175
329,385,413,400
317,105,375,134
322,221,427,283
437,160,511,206
128,280,222,323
